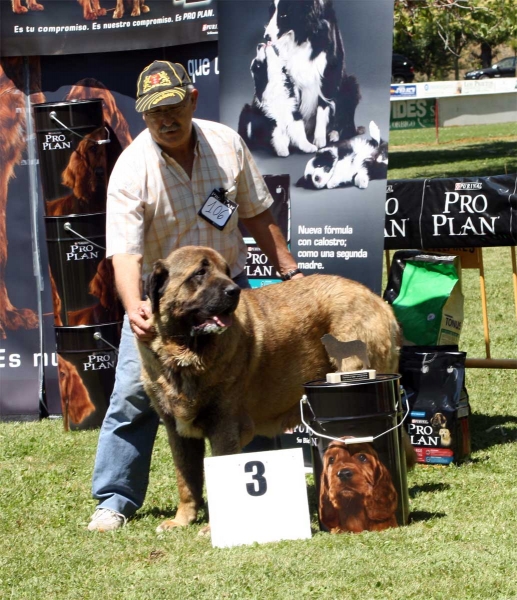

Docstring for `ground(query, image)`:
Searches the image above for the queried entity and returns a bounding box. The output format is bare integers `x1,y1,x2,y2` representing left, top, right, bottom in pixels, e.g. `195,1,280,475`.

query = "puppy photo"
430,412,448,430
137,245,414,533
319,438,399,533
238,42,317,157
301,121,388,190
77,0,106,20
11,0,43,13
439,428,452,447
263,0,361,147
113,0,150,18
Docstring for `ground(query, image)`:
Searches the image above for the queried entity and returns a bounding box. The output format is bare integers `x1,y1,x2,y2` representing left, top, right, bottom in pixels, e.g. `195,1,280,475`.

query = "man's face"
143,88,198,154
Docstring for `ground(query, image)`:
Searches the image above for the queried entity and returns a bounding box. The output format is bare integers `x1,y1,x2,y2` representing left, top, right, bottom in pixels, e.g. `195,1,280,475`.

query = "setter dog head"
65,78,132,149
57,355,95,431
319,438,399,533
88,257,119,309
60,126,109,203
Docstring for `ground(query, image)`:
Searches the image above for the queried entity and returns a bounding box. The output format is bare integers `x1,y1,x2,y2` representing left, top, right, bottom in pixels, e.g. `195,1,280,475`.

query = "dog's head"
146,246,241,338
430,412,447,430
303,147,338,189
264,0,334,46
319,438,398,532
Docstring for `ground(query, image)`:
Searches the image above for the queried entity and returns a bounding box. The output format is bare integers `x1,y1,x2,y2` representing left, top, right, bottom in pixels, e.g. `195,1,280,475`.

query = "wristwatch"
280,268,302,281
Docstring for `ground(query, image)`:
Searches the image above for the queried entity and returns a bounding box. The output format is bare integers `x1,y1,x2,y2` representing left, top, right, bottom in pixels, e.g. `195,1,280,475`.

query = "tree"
393,0,517,79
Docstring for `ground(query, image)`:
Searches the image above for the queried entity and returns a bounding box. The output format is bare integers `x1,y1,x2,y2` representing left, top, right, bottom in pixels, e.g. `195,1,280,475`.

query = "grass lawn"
1,123,517,599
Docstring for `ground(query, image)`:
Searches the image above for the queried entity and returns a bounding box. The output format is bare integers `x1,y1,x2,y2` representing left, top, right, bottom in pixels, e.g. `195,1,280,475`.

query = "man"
88,60,302,532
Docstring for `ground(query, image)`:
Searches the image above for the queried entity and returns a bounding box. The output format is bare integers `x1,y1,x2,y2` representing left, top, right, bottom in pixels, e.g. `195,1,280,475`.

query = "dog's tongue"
208,314,233,328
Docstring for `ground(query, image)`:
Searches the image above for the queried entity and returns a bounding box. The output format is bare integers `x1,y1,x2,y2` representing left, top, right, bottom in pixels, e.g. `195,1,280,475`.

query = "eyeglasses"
144,101,189,120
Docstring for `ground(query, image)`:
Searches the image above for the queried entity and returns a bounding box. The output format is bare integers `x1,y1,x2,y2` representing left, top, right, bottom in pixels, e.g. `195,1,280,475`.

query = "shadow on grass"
470,412,517,452
409,482,450,498
388,139,517,179
409,511,447,523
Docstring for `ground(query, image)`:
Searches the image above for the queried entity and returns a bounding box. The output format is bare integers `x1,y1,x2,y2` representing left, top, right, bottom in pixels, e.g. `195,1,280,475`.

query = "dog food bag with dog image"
384,251,464,347
400,346,471,465
304,376,410,534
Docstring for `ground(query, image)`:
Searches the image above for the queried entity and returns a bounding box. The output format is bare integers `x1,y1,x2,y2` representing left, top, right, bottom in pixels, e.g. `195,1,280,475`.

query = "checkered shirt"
106,119,273,277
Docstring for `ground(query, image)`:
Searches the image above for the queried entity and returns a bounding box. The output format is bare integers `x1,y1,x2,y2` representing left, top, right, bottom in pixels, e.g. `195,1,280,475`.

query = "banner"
384,175,517,250
1,0,217,57
0,43,219,420
390,98,436,131
218,0,395,294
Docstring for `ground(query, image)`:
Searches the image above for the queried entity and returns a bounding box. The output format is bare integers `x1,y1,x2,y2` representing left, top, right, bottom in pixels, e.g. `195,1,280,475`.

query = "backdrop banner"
384,174,517,250
1,0,217,57
0,43,219,420
218,0,395,294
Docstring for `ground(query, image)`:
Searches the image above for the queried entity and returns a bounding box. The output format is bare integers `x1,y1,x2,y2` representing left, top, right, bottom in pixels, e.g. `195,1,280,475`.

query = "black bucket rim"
55,322,122,332
33,99,103,110
44,212,106,221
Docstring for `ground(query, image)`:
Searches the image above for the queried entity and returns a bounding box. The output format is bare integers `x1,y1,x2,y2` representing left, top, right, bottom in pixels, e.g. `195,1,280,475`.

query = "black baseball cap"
135,60,192,113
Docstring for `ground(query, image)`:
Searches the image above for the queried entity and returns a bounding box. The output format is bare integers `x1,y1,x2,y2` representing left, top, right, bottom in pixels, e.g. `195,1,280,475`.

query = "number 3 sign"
204,448,312,548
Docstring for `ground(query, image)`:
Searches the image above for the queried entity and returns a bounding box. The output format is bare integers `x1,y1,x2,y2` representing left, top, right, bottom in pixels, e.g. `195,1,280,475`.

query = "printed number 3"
244,461,267,497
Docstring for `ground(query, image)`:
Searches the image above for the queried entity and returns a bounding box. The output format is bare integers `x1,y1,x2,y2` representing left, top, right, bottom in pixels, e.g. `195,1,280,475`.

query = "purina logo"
455,182,483,191
386,184,394,193
202,23,217,31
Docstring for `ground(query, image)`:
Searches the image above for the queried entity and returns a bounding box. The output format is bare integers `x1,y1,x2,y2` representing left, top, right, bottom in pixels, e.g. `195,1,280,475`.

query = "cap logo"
143,71,172,93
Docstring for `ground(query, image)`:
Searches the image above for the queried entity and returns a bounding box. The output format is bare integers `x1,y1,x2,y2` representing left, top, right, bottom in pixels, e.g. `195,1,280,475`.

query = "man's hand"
127,299,155,343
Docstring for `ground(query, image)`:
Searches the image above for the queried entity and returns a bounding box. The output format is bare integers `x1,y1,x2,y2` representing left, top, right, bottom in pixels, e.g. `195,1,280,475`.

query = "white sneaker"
87,508,127,532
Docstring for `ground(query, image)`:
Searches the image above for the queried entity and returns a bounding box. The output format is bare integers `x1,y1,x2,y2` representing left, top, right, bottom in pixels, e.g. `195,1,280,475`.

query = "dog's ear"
146,260,170,314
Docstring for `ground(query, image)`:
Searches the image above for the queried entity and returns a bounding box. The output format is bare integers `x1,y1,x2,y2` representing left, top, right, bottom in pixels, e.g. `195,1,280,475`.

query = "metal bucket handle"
299,386,410,445
63,222,105,250
93,332,119,354
49,111,111,145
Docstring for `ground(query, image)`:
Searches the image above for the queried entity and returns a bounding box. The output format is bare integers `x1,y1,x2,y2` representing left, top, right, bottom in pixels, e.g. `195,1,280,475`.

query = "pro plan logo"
455,182,483,191
83,352,116,372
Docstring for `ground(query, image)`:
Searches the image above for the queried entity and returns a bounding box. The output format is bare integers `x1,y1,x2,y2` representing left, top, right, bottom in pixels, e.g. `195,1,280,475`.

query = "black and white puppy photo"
301,121,388,190
238,42,318,157
264,0,361,148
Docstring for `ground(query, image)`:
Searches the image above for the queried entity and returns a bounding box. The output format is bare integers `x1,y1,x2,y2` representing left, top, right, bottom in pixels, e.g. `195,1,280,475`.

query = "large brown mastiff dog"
138,245,410,533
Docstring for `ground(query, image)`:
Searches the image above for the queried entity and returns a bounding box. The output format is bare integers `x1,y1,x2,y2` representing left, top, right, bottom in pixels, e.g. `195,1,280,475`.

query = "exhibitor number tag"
198,188,237,231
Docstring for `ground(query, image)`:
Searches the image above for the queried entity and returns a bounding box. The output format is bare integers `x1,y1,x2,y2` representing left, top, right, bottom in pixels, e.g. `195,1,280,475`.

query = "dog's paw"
314,135,327,149
354,173,369,189
198,524,211,537
275,147,290,157
156,519,185,533
300,143,318,154
328,130,339,143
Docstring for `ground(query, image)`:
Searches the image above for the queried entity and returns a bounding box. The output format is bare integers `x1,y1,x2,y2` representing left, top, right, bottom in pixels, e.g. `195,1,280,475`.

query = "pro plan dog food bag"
400,346,471,465
384,251,464,346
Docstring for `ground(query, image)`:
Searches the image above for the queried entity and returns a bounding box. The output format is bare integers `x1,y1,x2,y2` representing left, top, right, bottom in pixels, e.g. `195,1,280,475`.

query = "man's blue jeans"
90,271,274,517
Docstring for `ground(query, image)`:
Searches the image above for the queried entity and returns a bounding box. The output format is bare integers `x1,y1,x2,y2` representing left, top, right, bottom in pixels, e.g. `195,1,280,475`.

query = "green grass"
388,122,517,179
2,123,517,599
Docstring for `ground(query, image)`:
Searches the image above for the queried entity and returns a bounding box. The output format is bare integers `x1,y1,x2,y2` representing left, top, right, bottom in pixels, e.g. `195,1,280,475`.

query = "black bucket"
34,99,110,215
303,375,410,534
55,322,122,430
45,213,123,327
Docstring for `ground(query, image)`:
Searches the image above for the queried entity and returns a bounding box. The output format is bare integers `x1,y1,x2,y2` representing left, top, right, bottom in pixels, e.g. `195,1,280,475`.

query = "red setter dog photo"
57,355,95,431
0,58,44,339
319,438,399,534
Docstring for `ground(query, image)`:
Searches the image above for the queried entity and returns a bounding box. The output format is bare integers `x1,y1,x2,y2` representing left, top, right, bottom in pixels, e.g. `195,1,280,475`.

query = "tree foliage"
393,0,517,80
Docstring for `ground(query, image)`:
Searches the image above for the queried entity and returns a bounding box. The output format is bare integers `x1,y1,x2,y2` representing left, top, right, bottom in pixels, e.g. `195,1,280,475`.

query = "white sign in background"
204,448,312,548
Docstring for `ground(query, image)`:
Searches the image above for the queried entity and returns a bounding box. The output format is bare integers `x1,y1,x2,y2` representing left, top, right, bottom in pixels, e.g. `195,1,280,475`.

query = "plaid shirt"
106,119,273,277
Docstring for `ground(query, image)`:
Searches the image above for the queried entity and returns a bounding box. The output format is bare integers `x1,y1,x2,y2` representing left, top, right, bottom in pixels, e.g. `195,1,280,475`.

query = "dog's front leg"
156,416,205,532
314,102,331,149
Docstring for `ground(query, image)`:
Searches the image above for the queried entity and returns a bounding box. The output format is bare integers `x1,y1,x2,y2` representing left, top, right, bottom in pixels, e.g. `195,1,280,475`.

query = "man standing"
88,60,302,532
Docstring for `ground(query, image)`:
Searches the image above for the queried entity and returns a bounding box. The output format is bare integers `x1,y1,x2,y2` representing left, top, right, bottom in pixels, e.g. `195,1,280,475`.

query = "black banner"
1,0,217,57
384,175,517,249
